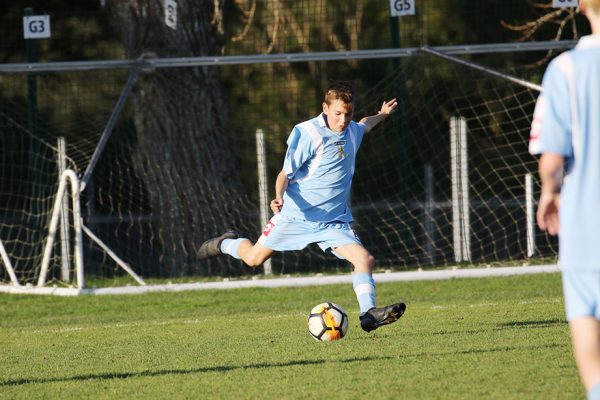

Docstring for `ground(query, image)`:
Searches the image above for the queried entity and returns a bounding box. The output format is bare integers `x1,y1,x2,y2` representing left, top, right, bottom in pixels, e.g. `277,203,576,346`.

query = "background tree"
105,0,252,276
502,1,589,65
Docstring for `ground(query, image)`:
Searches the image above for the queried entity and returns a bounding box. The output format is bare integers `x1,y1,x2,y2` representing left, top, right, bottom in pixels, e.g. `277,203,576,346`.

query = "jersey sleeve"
529,58,573,157
282,126,313,179
355,121,366,145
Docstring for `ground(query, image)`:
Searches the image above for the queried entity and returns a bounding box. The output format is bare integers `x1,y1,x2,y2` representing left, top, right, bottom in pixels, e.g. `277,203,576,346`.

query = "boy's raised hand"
379,98,398,116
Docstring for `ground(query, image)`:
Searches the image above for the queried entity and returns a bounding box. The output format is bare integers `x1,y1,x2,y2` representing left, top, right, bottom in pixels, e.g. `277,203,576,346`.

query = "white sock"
220,238,243,259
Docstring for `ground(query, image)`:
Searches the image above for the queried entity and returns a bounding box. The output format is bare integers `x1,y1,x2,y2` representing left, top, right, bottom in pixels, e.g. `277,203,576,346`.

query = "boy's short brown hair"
324,81,354,105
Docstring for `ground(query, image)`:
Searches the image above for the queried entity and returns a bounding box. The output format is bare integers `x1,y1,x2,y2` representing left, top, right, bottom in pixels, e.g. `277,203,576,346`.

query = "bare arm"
536,153,564,236
359,98,398,133
270,170,289,214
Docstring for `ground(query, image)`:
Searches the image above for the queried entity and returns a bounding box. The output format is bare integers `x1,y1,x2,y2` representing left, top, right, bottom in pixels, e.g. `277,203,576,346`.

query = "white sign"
23,15,51,39
553,0,578,7
390,0,415,17
164,0,177,30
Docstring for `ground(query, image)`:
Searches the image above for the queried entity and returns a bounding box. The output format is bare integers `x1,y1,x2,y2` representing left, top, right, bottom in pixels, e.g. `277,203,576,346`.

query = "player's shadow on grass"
0,355,394,387
429,319,567,336
498,318,567,328
1,342,568,388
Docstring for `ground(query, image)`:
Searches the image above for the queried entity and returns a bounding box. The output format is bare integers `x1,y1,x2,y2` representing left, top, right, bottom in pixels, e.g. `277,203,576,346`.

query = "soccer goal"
0,42,564,294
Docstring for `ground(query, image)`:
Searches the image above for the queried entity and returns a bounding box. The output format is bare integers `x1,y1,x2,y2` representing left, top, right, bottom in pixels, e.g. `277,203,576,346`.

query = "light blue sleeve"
282,126,313,179
354,122,366,150
536,60,574,157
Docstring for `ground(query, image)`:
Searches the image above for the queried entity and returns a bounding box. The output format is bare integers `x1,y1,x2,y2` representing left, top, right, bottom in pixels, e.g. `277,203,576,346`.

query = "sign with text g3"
23,15,51,39
390,0,415,17
552,0,578,8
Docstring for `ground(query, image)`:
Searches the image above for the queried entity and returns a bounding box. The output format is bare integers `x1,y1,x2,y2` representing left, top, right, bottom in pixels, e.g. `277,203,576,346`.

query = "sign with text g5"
390,0,415,17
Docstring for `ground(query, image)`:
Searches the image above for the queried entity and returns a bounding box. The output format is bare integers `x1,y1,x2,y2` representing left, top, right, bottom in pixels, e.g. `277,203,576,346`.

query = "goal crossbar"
0,40,576,73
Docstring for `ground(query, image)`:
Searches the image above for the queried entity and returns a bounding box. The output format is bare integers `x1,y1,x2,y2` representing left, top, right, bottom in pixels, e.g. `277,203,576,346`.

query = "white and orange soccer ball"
307,302,349,341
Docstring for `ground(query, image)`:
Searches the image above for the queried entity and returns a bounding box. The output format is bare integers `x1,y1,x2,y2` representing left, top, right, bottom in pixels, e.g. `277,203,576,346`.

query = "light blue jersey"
530,35,600,270
281,113,366,223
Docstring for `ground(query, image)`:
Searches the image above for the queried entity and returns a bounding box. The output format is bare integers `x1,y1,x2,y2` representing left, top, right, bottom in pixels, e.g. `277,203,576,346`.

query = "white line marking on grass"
28,327,84,334
0,265,559,296
82,265,564,295
469,303,497,308
13,318,209,336
11,313,313,336
430,298,562,311
430,303,497,310
518,298,562,305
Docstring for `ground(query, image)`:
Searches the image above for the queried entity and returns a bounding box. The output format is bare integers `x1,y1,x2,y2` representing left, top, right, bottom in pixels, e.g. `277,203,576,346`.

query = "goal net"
0,49,558,290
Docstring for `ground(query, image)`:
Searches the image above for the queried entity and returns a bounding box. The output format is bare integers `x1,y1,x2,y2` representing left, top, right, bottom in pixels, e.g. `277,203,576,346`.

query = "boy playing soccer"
198,81,405,332
530,1,600,398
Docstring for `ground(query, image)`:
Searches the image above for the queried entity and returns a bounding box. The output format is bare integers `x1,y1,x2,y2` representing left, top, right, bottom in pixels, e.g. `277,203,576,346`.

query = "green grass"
0,273,581,399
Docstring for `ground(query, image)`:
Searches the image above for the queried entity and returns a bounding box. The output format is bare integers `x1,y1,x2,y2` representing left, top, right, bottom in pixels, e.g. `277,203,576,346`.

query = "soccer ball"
307,302,349,341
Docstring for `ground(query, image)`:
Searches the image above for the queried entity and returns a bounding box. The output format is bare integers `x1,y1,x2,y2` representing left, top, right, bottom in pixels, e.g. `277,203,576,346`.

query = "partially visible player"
530,1,600,398
198,81,405,332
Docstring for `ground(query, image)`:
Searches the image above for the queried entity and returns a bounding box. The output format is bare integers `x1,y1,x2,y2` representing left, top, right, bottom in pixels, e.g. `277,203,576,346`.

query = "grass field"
0,272,582,399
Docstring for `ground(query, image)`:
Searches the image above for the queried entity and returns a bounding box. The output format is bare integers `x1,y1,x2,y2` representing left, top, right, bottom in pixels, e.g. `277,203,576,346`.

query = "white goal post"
37,169,84,288
0,168,145,294
0,238,19,286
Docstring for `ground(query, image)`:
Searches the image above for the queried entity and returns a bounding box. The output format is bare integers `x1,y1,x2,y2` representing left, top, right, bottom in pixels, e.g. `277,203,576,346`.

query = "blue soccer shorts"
256,214,362,259
562,270,600,321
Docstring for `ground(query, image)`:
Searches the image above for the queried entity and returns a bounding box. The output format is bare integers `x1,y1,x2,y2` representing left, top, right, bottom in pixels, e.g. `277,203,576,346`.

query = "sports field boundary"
0,264,559,296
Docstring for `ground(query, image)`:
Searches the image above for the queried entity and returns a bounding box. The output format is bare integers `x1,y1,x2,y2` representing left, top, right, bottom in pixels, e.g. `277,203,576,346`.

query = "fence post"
525,173,536,258
423,164,435,264
450,116,471,262
256,129,273,275
57,137,71,282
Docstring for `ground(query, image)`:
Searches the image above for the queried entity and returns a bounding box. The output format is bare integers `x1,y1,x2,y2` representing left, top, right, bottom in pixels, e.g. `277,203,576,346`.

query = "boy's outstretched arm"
270,170,289,214
359,98,398,133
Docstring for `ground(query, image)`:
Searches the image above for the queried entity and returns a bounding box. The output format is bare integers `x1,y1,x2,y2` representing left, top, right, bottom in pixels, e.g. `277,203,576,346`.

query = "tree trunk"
112,0,249,276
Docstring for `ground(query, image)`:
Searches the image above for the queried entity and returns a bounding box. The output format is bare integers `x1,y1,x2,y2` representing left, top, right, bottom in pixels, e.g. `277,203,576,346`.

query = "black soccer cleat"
197,230,239,259
359,302,406,332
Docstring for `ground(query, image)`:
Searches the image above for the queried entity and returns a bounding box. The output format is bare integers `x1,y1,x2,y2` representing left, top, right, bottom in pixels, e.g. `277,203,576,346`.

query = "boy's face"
323,99,354,133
